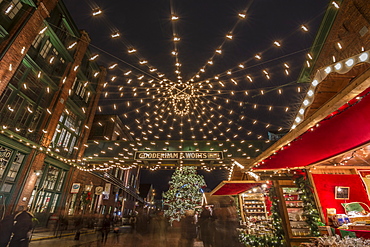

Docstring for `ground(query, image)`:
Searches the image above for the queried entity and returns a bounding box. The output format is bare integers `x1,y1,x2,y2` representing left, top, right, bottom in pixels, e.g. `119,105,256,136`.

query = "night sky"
62,0,330,194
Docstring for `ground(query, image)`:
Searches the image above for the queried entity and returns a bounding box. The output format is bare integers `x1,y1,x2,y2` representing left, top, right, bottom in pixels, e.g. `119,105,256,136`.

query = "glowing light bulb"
109,63,118,69
332,1,339,9
238,13,246,19
334,62,342,70
111,32,120,38
345,58,354,67
93,9,102,16
273,41,281,47
5,4,14,14
301,25,308,32
324,66,332,74
89,54,99,61
39,26,48,34
359,52,369,62
68,42,77,49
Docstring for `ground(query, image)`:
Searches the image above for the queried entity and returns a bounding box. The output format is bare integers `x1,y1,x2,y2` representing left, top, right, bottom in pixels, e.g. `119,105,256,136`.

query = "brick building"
0,0,140,226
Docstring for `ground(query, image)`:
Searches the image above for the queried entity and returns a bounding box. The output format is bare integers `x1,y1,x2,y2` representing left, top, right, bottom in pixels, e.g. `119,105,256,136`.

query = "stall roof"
253,85,370,171
210,180,267,195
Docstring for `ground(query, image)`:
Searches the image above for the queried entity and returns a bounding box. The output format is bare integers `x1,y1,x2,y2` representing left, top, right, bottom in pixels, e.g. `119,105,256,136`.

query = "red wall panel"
311,174,370,222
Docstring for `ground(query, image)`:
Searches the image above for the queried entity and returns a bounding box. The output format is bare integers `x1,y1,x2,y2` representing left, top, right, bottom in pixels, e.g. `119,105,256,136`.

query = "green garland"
295,174,324,236
239,187,285,247
239,233,284,247
269,186,286,245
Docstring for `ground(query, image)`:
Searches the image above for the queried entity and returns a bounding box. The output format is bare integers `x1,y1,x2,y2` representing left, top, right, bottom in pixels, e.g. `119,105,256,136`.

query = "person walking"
213,197,240,247
73,214,83,240
100,214,111,244
150,211,167,244
0,214,14,247
9,207,34,247
129,214,137,233
179,210,197,247
198,206,215,247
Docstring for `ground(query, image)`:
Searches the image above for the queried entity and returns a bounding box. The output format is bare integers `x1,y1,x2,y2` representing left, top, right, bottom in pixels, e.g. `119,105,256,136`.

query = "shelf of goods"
239,193,273,236
282,187,311,237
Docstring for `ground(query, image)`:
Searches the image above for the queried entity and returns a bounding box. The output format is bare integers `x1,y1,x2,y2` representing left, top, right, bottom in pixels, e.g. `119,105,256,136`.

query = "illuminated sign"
134,151,223,160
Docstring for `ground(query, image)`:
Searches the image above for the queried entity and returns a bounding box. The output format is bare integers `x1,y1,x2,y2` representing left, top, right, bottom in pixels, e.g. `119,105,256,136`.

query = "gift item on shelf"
282,187,311,237
239,192,274,237
342,202,370,215
300,235,370,246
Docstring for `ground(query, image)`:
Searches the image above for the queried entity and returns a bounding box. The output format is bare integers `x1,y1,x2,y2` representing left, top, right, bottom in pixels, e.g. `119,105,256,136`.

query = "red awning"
254,89,370,170
210,181,266,195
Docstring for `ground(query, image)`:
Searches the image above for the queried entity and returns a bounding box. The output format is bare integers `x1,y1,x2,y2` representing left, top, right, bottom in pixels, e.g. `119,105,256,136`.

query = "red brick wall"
0,1,59,95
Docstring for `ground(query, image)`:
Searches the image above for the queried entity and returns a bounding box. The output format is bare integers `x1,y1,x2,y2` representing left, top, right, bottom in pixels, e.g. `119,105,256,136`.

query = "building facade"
85,114,142,217
0,0,113,225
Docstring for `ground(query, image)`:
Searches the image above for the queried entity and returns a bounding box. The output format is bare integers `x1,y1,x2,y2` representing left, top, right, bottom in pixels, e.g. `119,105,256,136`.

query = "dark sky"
62,0,330,193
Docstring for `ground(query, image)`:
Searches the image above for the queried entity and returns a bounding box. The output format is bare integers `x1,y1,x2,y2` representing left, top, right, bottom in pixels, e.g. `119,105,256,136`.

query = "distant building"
89,114,132,141
83,114,142,216
139,184,155,205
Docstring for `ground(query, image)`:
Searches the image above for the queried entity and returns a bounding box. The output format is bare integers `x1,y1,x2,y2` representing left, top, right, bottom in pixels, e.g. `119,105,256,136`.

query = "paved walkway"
29,226,205,247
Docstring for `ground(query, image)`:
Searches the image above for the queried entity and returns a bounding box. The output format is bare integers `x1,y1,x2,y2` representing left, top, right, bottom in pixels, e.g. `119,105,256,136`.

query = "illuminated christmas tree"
163,166,206,223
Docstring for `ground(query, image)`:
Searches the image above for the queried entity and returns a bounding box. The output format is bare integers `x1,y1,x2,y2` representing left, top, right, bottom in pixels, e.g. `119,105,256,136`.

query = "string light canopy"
63,0,332,142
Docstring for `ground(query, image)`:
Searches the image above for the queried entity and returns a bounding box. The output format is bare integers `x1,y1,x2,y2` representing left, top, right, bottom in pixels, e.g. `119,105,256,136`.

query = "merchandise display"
239,193,274,236
283,187,311,237
300,235,370,246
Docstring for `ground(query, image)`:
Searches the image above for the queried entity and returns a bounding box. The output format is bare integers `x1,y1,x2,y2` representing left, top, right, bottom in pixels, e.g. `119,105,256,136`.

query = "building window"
50,194,59,213
44,166,60,190
50,112,82,155
28,109,43,131
6,0,23,19
32,33,45,48
56,171,66,191
5,152,24,182
18,103,34,126
0,148,13,180
1,94,24,122
0,87,13,116
0,146,26,200
28,164,67,214
40,40,52,58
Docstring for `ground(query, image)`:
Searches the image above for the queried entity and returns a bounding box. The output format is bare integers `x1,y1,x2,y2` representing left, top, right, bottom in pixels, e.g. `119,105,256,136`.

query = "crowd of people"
178,197,242,247
0,197,242,247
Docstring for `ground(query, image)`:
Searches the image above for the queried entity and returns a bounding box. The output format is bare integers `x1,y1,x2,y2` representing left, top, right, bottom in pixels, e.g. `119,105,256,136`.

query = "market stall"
210,182,274,232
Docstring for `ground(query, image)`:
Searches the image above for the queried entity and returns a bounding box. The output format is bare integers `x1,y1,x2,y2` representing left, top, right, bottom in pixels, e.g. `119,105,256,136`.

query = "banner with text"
134,151,223,160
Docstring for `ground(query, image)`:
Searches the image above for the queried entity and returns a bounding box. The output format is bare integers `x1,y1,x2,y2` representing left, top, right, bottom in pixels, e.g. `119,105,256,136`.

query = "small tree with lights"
163,166,206,224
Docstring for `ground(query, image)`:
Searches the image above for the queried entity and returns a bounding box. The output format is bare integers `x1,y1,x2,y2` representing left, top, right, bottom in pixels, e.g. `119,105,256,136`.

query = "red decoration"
264,194,272,215
254,89,370,170
311,174,370,223
212,182,264,195
87,192,92,201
